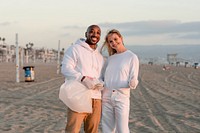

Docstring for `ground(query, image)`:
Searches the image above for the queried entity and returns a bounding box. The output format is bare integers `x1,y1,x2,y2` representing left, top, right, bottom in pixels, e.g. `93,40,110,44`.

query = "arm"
82,57,107,90
61,46,83,81
99,57,108,82
129,55,139,89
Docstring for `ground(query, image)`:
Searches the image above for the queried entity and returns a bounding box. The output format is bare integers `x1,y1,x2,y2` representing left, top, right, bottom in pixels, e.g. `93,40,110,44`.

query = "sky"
1,0,200,50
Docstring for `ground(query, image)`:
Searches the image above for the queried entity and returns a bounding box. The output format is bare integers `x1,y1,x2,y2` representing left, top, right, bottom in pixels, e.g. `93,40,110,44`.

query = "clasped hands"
81,76,104,90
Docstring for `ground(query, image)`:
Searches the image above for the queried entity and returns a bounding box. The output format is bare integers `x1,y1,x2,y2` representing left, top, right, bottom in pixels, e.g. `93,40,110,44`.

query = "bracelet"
81,76,86,82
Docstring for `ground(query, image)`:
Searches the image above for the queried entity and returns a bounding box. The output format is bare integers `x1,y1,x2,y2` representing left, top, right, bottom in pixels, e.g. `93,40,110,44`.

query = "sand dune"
0,63,200,133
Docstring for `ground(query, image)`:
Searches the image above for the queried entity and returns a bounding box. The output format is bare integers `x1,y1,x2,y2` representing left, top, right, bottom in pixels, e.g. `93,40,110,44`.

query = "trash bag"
59,80,92,113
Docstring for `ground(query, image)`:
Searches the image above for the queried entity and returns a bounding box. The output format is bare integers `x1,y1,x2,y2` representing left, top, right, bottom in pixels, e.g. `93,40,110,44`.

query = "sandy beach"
0,62,200,133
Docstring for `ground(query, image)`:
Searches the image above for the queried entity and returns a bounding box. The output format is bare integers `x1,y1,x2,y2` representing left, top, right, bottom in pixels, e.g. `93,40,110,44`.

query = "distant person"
163,65,170,70
61,25,104,133
100,29,139,133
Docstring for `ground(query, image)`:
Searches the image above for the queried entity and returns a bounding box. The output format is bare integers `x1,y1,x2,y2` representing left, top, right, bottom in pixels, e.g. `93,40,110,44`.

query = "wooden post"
20,48,24,67
33,49,36,63
57,40,60,74
25,49,28,64
16,33,20,83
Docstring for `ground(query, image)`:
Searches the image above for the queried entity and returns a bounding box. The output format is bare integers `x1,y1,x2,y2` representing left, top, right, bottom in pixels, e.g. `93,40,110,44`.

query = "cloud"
99,20,200,40
0,21,11,26
59,20,200,47
60,33,70,37
61,25,86,38
174,33,200,39
62,25,83,29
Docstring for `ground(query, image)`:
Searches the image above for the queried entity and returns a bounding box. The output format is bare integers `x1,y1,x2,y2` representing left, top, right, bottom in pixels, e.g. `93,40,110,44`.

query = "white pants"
102,88,130,133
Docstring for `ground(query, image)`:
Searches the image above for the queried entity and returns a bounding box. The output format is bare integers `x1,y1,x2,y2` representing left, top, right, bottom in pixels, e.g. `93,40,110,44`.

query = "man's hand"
93,81,104,91
81,76,96,89
81,76,104,90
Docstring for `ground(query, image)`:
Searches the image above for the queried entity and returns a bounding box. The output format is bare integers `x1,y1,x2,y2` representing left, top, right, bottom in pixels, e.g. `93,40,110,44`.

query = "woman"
101,29,139,133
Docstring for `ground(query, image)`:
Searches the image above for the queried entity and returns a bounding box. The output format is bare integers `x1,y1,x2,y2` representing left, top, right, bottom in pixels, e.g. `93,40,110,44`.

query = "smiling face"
85,25,101,46
101,29,125,55
107,33,123,51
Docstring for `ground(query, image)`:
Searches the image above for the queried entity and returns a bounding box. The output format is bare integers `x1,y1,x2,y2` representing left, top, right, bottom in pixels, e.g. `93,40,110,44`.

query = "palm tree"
2,38,5,44
26,42,34,49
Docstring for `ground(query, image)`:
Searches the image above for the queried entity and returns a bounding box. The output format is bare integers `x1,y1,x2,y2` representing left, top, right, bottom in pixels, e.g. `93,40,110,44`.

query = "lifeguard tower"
167,53,177,65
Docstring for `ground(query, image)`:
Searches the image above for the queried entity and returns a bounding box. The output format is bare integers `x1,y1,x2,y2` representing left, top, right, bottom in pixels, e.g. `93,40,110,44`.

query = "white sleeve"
61,46,82,81
129,55,139,89
99,57,108,82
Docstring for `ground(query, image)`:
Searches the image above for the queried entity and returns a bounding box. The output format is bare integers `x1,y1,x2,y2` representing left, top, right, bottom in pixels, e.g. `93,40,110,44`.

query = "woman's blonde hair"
100,29,123,56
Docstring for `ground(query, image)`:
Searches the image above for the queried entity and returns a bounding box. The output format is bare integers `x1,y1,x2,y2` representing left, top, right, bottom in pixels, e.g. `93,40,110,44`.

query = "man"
61,25,104,133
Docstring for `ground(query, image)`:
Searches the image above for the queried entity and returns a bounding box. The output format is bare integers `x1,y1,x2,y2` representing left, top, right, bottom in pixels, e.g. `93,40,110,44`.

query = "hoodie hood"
74,38,98,52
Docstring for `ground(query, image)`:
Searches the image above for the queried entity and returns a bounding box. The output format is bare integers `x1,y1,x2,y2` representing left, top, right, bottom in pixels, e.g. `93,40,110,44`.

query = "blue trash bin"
23,66,35,82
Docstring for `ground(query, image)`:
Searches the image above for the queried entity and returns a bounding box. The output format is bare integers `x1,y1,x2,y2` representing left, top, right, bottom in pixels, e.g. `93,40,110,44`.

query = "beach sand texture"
0,63,200,133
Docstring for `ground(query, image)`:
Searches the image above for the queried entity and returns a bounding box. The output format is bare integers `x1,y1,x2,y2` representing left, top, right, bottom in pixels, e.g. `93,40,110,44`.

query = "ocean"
126,45,200,65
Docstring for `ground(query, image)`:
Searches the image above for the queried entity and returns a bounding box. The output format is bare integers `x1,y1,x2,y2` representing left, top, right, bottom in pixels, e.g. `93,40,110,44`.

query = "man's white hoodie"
61,38,104,99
